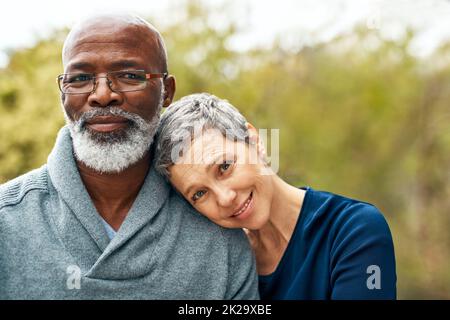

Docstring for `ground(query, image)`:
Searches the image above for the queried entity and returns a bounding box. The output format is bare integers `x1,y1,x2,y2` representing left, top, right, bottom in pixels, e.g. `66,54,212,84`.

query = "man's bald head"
62,14,168,72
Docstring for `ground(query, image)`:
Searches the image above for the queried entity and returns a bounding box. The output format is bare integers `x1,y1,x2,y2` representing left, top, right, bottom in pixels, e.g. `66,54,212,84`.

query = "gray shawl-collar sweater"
0,126,258,299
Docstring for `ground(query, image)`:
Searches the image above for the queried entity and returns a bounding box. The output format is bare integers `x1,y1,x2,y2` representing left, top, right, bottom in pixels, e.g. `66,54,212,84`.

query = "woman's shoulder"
303,187,385,219
300,187,392,243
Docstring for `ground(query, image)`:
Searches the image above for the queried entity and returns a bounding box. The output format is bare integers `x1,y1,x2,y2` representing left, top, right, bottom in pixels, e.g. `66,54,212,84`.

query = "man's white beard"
64,94,163,174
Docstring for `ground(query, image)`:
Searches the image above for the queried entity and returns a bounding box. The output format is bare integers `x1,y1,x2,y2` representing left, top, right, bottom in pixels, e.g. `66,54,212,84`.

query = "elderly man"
0,15,258,299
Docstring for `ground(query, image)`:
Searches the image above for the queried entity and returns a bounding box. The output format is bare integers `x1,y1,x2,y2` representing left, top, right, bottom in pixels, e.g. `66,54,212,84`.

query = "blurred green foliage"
0,2,449,299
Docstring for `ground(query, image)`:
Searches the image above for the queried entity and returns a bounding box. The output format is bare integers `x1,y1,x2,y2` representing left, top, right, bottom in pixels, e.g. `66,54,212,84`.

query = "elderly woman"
154,93,396,300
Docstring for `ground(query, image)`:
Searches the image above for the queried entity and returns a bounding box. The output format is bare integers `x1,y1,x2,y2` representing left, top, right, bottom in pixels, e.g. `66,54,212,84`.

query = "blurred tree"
0,31,66,181
0,1,449,299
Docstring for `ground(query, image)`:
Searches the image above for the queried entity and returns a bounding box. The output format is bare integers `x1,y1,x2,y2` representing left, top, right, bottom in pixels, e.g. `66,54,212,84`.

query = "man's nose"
87,77,123,108
215,186,237,208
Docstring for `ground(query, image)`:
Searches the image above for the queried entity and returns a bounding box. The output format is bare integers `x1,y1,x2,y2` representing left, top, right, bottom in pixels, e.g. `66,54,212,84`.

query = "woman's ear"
245,122,258,144
245,122,266,161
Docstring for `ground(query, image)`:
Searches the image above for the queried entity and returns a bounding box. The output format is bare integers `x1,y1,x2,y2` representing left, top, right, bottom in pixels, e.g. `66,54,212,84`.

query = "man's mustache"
76,107,140,129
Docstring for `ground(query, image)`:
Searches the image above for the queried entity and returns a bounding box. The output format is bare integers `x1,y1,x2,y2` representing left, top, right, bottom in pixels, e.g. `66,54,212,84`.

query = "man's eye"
67,74,92,83
119,72,146,81
192,190,207,202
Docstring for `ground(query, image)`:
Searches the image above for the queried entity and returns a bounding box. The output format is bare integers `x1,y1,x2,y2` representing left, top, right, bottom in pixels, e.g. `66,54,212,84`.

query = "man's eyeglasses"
56,70,167,94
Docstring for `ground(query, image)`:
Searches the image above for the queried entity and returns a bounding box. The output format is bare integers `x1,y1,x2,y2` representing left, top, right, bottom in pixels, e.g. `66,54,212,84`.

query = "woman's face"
169,128,274,230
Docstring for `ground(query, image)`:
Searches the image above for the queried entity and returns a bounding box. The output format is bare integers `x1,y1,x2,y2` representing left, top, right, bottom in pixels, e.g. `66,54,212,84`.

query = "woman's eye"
192,190,206,202
219,160,233,173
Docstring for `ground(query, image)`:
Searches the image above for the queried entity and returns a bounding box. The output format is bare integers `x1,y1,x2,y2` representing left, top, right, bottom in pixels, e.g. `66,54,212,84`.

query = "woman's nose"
216,187,237,208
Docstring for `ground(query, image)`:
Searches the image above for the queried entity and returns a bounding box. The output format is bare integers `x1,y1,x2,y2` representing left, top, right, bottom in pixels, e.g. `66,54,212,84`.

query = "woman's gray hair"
154,93,249,179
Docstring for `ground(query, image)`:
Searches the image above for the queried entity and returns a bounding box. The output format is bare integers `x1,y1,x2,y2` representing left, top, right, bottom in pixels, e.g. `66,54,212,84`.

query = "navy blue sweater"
258,187,396,300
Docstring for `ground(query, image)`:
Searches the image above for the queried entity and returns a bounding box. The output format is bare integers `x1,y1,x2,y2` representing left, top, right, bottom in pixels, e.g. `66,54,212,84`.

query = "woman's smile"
230,191,254,220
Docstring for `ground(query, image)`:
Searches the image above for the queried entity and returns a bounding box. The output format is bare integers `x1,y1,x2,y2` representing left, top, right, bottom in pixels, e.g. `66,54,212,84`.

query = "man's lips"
85,116,129,132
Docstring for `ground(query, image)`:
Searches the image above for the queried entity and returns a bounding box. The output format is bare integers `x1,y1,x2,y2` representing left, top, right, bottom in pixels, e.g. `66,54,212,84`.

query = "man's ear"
163,74,176,108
